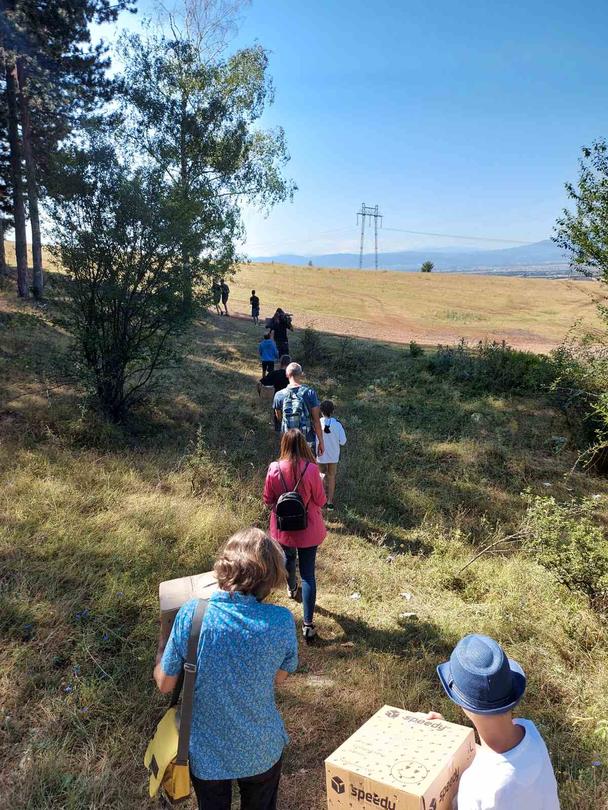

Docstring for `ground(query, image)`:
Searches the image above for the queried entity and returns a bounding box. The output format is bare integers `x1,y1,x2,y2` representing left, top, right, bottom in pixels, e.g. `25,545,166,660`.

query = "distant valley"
254,239,580,278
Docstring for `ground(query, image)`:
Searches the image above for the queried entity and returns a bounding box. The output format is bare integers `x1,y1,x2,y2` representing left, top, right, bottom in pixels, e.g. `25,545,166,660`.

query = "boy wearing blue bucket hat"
429,634,560,809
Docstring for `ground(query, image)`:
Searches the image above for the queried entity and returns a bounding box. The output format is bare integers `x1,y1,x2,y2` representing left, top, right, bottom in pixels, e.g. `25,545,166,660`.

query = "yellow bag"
145,599,208,805
144,707,190,801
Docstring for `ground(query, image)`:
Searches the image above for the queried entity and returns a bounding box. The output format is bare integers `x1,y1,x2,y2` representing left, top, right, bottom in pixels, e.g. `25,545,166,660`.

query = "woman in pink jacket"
263,429,327,641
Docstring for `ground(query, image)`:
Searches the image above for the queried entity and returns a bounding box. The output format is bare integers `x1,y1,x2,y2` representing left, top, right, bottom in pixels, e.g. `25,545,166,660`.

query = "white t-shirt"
457,719,560,810
316,417,347,464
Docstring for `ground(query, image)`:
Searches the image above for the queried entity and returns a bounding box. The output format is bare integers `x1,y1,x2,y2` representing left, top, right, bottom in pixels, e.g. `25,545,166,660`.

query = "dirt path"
226,307,562,353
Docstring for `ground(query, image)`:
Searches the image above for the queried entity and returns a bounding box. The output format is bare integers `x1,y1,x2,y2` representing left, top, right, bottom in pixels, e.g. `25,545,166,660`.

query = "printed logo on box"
350,786,396,809
439,769,459,803
331,776,345,795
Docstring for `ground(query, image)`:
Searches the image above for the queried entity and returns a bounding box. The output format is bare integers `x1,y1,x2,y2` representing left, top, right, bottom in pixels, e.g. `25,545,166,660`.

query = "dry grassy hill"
231,262,603,353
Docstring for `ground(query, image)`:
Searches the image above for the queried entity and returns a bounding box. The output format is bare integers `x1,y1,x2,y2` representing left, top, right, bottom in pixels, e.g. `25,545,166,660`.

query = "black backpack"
275,462,310,531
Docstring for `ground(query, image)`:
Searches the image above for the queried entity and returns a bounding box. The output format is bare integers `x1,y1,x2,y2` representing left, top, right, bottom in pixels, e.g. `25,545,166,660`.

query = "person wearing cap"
428,634,560,809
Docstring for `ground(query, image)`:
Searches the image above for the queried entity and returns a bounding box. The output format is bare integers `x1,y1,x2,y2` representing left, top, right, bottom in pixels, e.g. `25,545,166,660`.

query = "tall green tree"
0,0,136,298
4,58,28,296
555,139,608,280
420,260,434,273
0,88,14,278
553,139,608,471
117,26,295,308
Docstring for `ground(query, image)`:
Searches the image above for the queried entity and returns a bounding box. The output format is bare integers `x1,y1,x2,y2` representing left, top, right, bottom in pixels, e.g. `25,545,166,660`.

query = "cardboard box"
159,571,218,643
259,384,275,403
326,706,475,810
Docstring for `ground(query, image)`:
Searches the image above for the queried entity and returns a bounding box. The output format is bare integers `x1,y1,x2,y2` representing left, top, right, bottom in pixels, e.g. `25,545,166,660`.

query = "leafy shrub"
300,326,325,368
428,339,554,393
333,336,362,374
409,340,424,357
550,333,608,471
522,493,608,603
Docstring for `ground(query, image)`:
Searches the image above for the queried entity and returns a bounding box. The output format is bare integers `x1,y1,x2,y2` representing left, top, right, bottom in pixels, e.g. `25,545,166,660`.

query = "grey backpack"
281,386,311,436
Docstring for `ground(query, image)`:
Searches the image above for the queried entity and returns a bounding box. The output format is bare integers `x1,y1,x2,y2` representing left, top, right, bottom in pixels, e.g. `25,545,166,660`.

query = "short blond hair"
214,527,286,601
286,362,302,379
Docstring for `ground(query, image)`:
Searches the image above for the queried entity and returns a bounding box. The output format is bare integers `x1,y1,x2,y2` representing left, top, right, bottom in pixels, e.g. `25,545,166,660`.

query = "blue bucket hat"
437,634,526,715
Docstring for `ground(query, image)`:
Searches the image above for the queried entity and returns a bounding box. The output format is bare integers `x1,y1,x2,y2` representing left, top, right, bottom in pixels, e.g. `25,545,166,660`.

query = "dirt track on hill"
227,307,566,353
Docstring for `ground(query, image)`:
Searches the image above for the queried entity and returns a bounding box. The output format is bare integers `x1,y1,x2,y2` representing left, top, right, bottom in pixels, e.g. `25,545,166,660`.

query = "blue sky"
96,0,608,256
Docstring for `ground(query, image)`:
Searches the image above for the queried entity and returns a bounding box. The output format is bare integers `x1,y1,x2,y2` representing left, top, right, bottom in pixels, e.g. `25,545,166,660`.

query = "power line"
245,222,540,256
382,227,535,245
244,226,354,252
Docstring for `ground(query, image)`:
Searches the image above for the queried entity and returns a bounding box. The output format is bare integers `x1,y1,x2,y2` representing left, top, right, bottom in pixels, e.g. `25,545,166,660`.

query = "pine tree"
0,0,136,298
0,81,14,278
4,58,28,297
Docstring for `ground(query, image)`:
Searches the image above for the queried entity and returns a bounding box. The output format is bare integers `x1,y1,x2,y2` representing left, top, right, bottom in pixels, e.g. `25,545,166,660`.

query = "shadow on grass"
314,604,453,659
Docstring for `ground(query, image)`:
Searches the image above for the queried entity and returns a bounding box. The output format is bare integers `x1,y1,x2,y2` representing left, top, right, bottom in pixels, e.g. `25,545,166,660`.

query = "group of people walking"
212,279,230,316
152,285,561,810
259,355,347,639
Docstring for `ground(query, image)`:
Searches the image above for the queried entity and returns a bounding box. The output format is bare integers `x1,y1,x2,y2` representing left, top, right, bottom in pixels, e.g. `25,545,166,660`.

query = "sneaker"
302,623,317,642
326,503,335,511
287,584,300,600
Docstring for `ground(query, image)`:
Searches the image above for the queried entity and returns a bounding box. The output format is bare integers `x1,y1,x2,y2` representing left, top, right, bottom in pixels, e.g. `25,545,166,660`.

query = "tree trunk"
17,59,43,299
5,60,28,298
0,216,5,277
179,95,192,311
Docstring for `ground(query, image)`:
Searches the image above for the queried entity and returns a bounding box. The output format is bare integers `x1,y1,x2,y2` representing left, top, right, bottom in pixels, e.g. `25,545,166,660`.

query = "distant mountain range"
253,239,576,277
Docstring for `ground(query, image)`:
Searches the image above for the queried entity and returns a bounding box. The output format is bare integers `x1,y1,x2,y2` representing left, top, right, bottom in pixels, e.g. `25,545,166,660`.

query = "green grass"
1,282,608,808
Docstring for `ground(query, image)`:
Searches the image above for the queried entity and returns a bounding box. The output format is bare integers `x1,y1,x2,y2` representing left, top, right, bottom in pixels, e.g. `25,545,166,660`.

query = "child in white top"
427,634,560,810
316,400,347,511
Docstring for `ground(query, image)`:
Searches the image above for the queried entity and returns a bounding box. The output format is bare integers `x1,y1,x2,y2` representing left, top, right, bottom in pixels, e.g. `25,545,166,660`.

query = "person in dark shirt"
258,355,291,431
250,290,260,325
269,309,293,356
211,280,222,315
220,279,230,316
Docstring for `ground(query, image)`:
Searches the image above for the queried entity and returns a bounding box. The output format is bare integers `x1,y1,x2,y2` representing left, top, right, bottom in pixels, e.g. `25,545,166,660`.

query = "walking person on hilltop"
274,362,324,456
269,308,292,356
263,430,327,641
212,280,222,315
250,290,260,325
316,400,347,511
153,527,297,810
259,333,279,376
220,279,230,316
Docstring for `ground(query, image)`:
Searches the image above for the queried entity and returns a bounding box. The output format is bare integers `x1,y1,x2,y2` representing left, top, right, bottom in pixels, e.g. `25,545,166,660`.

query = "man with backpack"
273,362,324,457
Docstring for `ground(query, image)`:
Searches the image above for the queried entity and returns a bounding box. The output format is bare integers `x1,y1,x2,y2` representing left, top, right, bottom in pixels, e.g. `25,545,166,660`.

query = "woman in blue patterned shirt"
154,528,298,810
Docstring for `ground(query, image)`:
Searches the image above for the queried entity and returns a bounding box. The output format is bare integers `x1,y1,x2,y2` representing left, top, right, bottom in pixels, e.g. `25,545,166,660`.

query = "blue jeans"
281,545,318,624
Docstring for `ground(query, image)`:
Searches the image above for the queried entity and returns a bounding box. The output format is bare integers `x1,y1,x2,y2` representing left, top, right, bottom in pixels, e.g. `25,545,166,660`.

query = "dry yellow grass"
231,261,603,352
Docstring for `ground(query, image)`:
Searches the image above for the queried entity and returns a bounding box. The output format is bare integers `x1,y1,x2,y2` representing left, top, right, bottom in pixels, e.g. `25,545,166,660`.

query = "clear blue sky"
99,0,608,256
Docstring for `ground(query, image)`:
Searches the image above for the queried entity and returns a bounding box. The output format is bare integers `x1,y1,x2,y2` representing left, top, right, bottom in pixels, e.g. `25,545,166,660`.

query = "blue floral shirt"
160,591,298,780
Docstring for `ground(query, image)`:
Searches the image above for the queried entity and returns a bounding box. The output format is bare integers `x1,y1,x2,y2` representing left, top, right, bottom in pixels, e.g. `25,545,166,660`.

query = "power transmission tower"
356,203,383,269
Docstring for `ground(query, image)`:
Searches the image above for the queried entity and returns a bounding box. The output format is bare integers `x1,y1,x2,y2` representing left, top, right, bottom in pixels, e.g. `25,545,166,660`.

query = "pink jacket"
263,459,327,548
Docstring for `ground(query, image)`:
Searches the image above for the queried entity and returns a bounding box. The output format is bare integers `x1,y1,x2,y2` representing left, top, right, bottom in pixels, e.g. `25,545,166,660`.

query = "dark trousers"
276,340,289,357
281,545,318,624
261,361,275,375
191,758,282,810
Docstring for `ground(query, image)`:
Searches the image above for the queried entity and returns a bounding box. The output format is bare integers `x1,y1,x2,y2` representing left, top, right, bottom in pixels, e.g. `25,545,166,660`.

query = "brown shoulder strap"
175,598,208,766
